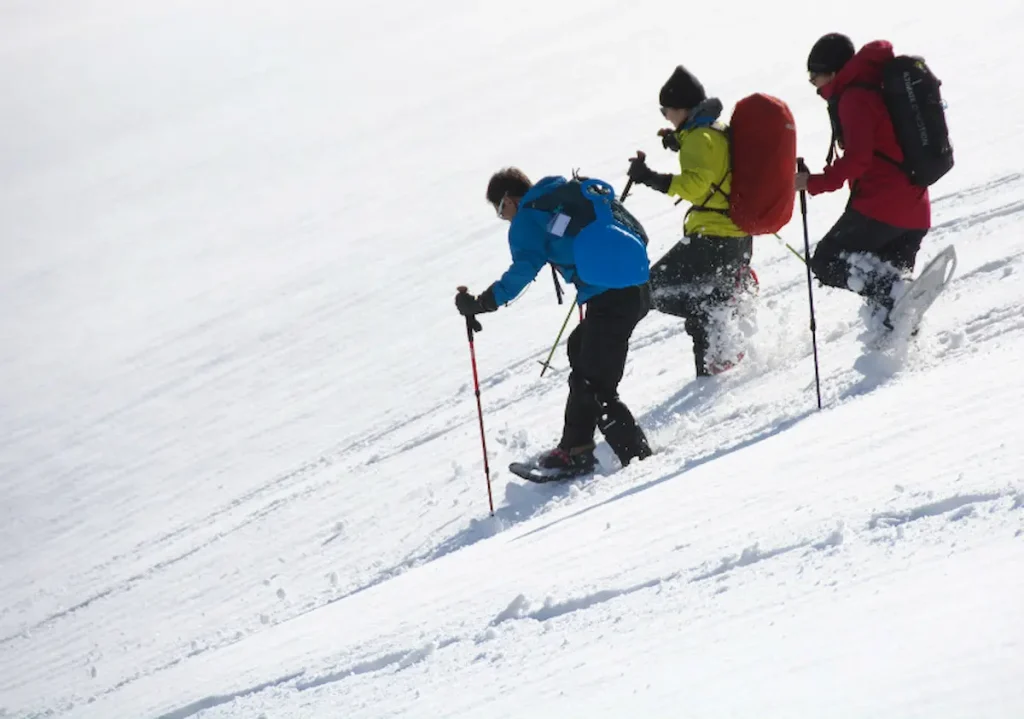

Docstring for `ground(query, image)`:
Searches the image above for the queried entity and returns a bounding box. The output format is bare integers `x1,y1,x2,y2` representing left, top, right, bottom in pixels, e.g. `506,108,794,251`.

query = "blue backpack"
524,178,650,289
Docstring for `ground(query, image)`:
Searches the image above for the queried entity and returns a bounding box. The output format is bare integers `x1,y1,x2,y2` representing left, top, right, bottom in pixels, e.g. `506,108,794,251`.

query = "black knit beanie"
659,65,706,110
807,33,855,74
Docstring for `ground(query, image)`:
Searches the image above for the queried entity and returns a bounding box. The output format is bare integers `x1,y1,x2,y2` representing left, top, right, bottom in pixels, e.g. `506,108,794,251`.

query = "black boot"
685,315,712,377
597,399,653,466
863,266,904,331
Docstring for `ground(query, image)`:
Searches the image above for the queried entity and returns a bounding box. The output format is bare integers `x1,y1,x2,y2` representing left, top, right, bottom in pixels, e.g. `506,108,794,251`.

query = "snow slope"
2,1,1023,717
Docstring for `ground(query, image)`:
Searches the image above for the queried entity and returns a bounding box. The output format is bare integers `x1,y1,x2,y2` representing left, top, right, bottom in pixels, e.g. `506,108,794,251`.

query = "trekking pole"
620,151,645,202
620,178,636,202
550,265,565,304
797,158,823,410
539,297,577,377
457,287,495,515
773,233,807,264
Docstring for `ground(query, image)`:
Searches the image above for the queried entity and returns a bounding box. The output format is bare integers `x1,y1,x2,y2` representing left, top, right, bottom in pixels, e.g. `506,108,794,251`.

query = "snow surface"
2,1,1023,717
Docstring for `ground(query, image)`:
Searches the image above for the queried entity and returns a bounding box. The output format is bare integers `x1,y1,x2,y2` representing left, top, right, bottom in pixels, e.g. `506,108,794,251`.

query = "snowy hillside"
2,1,1023,717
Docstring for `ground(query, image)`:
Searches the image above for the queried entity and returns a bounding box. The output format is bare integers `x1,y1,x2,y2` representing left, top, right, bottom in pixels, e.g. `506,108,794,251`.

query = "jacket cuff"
646,172,672,194
806,174,828,196
478,286,499,313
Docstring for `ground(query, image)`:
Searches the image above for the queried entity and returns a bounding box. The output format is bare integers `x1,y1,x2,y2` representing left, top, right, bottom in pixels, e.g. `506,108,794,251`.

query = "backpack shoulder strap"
848,81,881,93
522,180,596,236
826,83,903,170
689,124,732,216
843,82,907,172
825,85,876,165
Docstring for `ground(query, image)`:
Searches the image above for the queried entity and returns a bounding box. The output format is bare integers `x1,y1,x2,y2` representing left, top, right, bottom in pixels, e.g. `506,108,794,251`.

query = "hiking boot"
863,297,895,332
707,350,745,375
536,444,597,476
631,436,654,462
865,271,909,332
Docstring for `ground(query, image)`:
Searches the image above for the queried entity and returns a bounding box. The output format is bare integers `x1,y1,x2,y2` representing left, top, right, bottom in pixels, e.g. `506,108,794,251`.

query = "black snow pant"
810,208,927,309
560,284,652,465
648,235,753,377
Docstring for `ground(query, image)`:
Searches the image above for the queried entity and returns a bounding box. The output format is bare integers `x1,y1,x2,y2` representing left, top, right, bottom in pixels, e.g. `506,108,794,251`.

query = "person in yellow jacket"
628,65,757,377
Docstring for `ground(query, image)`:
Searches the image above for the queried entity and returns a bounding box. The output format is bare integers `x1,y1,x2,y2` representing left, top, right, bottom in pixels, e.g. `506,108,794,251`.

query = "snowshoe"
509,447,597,483
886,245,957,337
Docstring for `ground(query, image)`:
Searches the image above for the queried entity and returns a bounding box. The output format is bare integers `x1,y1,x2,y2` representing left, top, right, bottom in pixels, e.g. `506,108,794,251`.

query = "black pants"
560,285,651,464
648,235,753,376
810,208,927,308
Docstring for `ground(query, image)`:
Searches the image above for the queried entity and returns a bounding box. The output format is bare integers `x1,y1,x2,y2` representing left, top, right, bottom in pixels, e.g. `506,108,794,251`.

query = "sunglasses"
496,194,508,218
660,107,670,119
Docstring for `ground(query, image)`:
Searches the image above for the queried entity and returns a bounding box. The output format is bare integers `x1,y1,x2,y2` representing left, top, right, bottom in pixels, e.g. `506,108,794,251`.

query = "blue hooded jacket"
490,176,647,306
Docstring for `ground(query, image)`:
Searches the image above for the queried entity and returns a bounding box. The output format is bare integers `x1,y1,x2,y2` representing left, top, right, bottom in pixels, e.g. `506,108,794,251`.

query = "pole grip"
457,286,478,340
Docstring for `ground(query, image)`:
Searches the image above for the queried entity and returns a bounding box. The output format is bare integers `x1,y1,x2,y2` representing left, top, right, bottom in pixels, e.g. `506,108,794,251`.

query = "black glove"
455,286,498,330
658,129,680,152
627,155,672,194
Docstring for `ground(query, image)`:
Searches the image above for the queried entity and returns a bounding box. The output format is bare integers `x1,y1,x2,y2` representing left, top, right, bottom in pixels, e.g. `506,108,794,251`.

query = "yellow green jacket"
668,122,749,239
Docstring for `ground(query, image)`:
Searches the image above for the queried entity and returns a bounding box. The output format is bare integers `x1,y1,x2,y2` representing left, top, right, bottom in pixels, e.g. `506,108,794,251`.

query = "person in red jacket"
796,34,931,328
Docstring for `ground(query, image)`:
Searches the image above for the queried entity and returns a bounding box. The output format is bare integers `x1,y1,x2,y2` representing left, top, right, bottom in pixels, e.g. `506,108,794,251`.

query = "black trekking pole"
620,178,635,202
797,158,823,410
457,287,495,515
620,150,645,202
550,265,564,304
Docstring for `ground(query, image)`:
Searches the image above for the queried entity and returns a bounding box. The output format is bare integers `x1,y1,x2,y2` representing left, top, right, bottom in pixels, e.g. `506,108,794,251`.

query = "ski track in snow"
151,672,305,719
146,490,1022,719
867,492,1008,529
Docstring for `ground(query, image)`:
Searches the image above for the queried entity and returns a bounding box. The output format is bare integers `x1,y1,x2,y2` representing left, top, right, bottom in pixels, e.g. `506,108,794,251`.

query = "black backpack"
828,55,954,187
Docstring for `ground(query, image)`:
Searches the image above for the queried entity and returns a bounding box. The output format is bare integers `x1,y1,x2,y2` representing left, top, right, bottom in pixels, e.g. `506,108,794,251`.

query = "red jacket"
807,41,931,230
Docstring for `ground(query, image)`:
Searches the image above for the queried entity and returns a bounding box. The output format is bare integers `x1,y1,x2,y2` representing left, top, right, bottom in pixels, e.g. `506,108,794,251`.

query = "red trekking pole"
457,287,494,515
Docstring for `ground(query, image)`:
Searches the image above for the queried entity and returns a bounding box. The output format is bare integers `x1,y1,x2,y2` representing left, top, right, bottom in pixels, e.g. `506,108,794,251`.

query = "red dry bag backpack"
728,93,797,235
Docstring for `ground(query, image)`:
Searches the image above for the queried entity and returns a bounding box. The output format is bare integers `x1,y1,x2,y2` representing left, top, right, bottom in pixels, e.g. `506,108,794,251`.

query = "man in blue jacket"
455,167,653,478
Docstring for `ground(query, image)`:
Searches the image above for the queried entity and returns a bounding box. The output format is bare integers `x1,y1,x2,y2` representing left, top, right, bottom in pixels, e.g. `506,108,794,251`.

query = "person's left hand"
795,172,810,193
658,128,680,152
628,154,654,183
